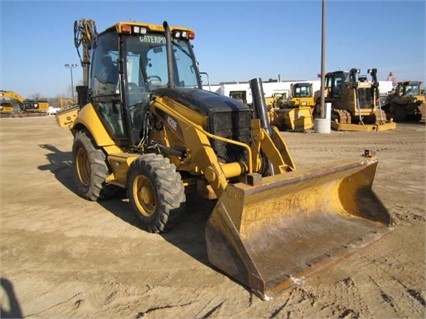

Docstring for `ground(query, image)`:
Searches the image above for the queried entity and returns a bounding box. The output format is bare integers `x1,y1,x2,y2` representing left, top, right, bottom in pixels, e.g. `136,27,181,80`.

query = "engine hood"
152,87,251,116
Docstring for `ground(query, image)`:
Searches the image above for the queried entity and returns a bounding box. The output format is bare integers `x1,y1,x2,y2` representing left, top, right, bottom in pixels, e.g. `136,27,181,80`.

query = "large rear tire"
72,130,118,201
127,154,186,233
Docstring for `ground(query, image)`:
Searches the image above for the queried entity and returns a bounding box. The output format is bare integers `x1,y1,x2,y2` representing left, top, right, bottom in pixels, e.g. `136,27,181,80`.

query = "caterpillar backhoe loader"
57,19,392,300
314,68,396,131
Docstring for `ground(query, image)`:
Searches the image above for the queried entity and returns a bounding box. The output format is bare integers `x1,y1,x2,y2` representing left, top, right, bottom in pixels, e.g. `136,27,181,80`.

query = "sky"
0,0,425,98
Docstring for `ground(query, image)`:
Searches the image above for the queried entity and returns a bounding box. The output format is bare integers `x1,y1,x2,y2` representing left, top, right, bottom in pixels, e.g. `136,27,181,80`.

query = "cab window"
90,32,119,97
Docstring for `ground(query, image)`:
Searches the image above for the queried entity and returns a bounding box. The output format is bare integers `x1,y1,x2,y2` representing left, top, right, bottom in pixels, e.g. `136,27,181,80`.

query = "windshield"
403,84,419,95
125,33,200,99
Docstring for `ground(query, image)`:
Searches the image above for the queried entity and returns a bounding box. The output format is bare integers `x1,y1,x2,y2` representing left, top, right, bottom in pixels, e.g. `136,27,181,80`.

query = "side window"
90,32,119,96
90,32,125,139
332,75,345,98
174,39,198,88
306,86,312,96
146,46,168,88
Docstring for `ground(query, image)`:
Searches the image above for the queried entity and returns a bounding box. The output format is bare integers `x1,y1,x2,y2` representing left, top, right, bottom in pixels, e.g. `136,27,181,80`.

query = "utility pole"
320,0,326,119
64,63,78,100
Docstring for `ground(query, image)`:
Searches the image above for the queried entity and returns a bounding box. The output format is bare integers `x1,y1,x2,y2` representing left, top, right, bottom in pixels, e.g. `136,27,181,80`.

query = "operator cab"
88,22,201,147
402,82,420,96
325,71,348,98
292,83,312,98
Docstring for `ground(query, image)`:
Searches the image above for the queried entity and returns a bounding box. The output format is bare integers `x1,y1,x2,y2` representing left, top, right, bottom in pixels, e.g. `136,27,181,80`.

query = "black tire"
72,130,118,201
127,154,186,233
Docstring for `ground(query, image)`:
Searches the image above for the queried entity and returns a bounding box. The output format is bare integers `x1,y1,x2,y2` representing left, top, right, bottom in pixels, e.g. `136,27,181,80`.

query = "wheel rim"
133,175,156,217
76,147,90,187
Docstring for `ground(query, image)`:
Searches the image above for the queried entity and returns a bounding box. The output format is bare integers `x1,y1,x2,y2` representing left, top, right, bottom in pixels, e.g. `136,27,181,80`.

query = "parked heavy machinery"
0,90,25,115
57,19,392,300
272,82,314,131
314,68,396,131
382,81,425,122
0,90,50,117
22,99,49,114
59,98,77,110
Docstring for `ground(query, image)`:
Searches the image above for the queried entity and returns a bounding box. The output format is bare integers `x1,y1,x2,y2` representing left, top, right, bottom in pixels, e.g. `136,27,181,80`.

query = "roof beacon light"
121,25,132,33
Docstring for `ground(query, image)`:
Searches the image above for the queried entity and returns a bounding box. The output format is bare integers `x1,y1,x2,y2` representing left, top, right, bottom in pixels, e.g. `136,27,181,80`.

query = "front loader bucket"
205,157,392,300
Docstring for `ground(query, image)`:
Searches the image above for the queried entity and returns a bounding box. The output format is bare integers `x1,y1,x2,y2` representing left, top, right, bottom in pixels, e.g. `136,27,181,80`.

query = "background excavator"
0,90,25,115
383,81,425,122
22,99,49,114
314,68,396,131
57,18,392,300
0,90,49,117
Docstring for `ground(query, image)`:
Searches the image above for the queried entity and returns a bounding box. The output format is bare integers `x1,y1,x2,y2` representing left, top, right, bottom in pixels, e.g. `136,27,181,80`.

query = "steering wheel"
147,75,162,82
128,82,143,93
147,76,162,87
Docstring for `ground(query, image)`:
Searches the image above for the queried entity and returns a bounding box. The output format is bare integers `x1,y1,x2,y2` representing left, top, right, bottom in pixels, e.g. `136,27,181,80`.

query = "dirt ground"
0,116,425,319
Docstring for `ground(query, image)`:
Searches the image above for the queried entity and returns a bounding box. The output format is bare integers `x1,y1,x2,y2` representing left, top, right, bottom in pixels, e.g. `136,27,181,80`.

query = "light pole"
64,63,78,100
320,0,326,119
314,0,330,133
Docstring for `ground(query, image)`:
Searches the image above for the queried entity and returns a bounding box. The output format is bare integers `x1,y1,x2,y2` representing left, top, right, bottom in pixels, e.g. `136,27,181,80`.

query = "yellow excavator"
0,90,49,116
314,69,396,131
22,100,49,114
0,90,25,115
57,19,392,300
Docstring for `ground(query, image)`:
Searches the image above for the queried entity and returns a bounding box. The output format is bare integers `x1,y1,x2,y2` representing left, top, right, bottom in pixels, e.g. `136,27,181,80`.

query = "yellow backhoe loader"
57,19,392,300
383,81,425,122
314,68,396,131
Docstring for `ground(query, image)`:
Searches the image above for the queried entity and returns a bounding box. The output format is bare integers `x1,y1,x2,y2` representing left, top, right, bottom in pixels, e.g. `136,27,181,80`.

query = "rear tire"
127,154,186,233
72,130,118,201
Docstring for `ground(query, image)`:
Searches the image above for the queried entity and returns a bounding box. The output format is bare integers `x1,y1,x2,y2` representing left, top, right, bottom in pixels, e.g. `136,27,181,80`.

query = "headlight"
132,26,147,34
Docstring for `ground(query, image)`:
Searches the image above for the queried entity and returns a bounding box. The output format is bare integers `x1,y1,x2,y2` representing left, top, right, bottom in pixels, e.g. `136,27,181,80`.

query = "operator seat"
100,54,119,84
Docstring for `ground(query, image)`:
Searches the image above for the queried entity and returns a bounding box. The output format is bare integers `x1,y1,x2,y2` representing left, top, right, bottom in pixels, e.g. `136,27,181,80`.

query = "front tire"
127,154,186,233
72,130,118,201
